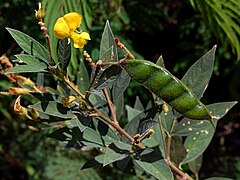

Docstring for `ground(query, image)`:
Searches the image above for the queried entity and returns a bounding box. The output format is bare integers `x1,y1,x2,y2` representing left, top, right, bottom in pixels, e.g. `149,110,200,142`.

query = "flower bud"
79,101,88,111
35,2,45,21
162,103,169,115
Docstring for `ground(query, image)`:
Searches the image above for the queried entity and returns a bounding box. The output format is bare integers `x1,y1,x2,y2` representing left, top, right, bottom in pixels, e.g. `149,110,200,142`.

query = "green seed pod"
120,60,212,120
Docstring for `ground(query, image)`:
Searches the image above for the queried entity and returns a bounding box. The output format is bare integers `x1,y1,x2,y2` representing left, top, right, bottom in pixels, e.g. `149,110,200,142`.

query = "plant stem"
158,116,169,160
103,88,118,125
62,74,134,143
168,161,194,180
93,106,134,142
167,116,177,159
63,76,85,99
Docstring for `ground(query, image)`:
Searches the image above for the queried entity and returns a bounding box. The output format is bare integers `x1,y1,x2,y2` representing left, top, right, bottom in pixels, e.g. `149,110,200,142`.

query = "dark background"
0,0,239,179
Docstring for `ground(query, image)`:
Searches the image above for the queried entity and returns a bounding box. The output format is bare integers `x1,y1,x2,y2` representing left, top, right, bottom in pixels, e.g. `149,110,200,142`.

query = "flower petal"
71,33,87,48
79,32,91,40
63,12,82,33
54,17,70,39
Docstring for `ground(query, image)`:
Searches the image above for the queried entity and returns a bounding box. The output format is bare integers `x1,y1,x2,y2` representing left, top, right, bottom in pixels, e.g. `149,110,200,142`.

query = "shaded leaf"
92,65,122,90
170,136,187,166
77,60,90,94
31,92,60,102
57,38,71,73
81,155,105,169
112,69,131,102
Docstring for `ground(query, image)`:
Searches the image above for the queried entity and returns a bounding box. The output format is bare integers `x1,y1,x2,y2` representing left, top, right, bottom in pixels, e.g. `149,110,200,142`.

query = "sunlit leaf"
6,28,50,63
182,45,216,98
99,20,118,62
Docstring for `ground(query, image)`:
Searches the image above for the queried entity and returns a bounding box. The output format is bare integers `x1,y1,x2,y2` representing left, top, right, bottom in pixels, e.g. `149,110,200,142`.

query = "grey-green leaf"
6,54,48,74
189,154,203,174
99,20,118,62
103,141,131,166
6,28,50,63
29,101,74,119
181,101,237,164
182,45,216,98
134,149,174,180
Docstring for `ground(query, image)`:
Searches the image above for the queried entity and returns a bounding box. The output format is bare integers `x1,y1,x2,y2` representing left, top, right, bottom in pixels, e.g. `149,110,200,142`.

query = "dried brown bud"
9,87,30,95
14,96,32,119
16,76,35,87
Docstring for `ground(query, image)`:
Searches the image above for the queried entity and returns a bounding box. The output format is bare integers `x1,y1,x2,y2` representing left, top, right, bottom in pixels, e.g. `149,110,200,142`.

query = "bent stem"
168,161,194,180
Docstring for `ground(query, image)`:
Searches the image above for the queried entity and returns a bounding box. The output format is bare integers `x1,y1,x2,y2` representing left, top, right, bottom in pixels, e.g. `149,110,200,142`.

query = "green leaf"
173,118,209,136
93,119,120,143
29,101,74,119
142,123,165,157
112,69,131,102
181,101,237,164
103,141,131,166
169,136,187,166
122,106,161,144
6,28,50,63
70,114,92,132
31,92,60,102
81,155,105,170
57,38,71,73
47,127,71,142
134,149,174,180
134,96,144,111
182,45,216,98
6,54,48,74
189,154,203,174
77,60,90,94
204,178,234,180
99,20,118,62
92,65,122,90
44,152,102,180
125,105,142,122
156,55,165,68
115,94,124,121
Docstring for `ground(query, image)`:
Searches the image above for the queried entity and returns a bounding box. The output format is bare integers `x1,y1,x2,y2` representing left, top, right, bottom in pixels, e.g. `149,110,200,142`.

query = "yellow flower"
54,12,91,48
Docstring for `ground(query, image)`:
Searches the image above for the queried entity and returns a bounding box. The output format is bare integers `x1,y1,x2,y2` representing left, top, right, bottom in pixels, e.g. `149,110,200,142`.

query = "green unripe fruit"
120,59,212,120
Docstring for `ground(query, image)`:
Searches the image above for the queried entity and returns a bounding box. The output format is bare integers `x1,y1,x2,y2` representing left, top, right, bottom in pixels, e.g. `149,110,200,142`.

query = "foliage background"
0,0,239,179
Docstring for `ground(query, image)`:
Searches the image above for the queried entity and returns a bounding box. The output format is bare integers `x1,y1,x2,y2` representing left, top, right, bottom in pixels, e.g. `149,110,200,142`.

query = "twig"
103,88,118,125
168,161,194,180
158,116,169,161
